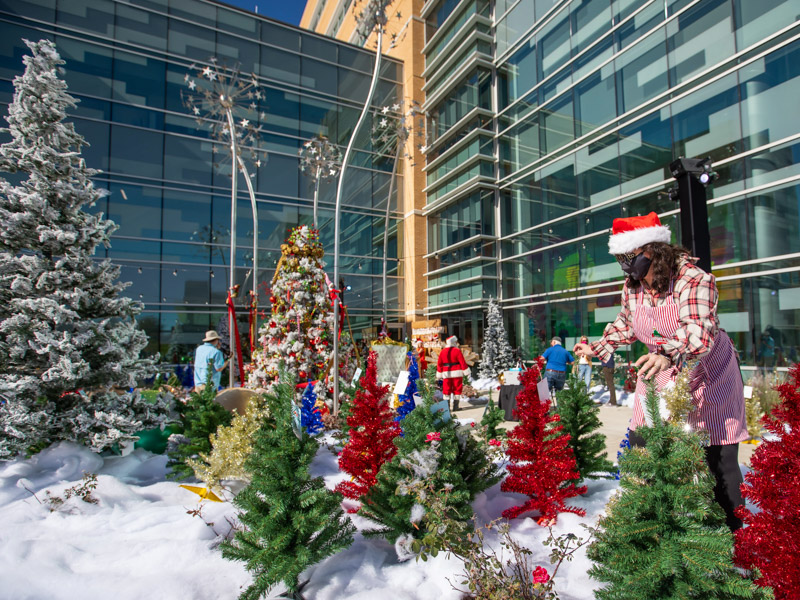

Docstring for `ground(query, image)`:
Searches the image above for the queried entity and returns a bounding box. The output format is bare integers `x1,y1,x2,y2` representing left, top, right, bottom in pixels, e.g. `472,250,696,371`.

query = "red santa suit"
414,339,427,373
436,336,468,395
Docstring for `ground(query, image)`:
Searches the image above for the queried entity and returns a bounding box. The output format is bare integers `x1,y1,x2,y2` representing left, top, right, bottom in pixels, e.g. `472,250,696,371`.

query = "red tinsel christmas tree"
734,363,800,600
501,361,587,524
335,350,401,501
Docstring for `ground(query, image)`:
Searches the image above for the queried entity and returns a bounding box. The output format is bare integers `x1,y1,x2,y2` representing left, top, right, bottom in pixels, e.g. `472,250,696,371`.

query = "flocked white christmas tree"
0,39,167,458
248,226,335,406
478,298,516,379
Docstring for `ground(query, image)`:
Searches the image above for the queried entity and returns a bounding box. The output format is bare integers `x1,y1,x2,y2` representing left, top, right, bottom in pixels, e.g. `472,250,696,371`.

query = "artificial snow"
0,435,750,600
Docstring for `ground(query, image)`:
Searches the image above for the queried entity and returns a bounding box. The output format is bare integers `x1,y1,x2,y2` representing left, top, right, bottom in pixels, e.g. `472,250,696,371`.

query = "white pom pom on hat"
608,212,672,255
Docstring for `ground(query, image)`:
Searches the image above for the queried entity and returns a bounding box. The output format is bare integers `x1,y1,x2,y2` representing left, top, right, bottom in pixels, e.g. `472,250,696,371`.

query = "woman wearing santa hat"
436,335,469,412
573,212,747,531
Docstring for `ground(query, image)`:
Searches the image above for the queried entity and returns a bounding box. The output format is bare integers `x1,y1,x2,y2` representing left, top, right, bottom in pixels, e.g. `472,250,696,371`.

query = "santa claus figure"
436,335,469,411
414,338,427,373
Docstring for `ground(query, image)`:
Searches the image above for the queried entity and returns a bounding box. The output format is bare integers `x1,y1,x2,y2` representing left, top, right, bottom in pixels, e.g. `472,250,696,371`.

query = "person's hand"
634,352,671,380
573,343,595,358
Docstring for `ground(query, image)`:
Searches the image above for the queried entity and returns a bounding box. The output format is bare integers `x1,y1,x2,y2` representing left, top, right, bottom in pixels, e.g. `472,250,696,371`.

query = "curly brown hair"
626,242,692,294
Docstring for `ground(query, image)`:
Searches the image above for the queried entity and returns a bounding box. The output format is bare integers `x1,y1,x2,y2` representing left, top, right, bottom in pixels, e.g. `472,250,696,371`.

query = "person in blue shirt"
541,336,574,394
193,330,228,390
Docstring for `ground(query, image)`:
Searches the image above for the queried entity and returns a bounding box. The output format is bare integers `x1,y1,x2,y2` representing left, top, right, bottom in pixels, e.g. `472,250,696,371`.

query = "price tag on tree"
393,370,410,396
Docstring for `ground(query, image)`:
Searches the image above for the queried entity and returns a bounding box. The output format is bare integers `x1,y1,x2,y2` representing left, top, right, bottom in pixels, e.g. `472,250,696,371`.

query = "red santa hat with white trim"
608,212,671,255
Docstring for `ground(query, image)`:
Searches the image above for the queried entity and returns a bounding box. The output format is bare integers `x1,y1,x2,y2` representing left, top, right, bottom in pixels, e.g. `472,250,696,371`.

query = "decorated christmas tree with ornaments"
248,225,334,405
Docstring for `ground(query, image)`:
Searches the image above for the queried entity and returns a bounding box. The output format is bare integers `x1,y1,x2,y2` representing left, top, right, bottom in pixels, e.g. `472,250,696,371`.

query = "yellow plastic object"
179,484,223,502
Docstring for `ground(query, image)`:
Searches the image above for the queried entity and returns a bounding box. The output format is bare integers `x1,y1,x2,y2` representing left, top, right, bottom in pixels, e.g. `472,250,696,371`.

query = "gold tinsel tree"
189,397,269,492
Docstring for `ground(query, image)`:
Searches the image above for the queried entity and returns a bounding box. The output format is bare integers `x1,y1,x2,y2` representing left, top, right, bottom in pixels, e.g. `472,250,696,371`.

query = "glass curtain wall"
0,0,403,359
496,0,800,369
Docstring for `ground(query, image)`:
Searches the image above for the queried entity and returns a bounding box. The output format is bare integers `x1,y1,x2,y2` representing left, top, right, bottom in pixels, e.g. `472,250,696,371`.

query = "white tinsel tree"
248,226,334,405
0,40,167,458
478,298,516,379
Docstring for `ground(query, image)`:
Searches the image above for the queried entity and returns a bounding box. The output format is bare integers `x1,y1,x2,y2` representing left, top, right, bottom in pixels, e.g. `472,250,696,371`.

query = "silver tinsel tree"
0,40,167,458
478,298,516,379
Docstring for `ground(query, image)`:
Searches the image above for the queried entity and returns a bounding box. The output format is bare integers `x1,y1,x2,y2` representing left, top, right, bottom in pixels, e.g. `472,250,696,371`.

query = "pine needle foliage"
587,381,771,600
555,375,614,481
359,366,500,545
479,397,506,442
167,368,232,481
221,373,355,599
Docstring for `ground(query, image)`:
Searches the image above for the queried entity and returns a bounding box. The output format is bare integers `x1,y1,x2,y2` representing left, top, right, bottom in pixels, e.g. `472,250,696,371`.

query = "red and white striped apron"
630,281,747,445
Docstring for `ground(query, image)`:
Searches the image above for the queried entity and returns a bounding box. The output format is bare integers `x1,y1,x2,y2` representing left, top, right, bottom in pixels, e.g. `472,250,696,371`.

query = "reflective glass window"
107,183,162,238
109,124,164,179
115,4,167,51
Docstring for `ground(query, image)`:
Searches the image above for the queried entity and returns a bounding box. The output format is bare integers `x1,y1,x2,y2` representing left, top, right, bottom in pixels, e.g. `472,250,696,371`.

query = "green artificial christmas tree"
166,368,232,480
556,374,614,481
359,366,500,550
221,372,355,599
587,382,770,600
479,396,506,443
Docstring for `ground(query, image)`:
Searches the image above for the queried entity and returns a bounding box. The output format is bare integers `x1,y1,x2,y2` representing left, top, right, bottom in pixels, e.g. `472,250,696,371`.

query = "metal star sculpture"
353,0,404,49
299,135,342,183
371,100,425,166
181,58,266,171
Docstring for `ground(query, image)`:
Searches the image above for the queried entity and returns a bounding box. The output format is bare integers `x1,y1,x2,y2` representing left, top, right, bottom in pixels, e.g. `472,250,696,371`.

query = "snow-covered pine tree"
248,226,334,405
478,298,515,379
0,39,165,458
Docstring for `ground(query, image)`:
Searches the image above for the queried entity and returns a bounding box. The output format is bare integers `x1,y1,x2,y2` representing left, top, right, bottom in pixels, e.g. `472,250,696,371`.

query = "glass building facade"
422,0,800,371
0,0,403,361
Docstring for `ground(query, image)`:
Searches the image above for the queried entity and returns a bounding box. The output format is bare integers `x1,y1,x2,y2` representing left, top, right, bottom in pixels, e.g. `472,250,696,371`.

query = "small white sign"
743,385,753,399
393,370,410,396
351,367,363,387
503,370,520,385
537,378,551,401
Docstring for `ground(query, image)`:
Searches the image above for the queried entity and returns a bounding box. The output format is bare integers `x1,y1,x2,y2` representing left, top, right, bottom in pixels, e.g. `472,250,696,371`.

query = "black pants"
628,431,744,531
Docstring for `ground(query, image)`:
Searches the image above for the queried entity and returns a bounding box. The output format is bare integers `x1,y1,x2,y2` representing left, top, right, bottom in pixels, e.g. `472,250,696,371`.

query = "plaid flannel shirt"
591,258,719,364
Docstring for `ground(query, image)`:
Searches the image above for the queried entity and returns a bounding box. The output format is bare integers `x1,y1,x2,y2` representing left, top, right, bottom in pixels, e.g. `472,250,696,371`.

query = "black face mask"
619,253,651,281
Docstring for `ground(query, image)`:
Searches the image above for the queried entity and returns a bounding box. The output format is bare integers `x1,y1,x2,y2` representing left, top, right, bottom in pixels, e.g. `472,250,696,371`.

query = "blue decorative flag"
300,383,324,435
395,352,419,423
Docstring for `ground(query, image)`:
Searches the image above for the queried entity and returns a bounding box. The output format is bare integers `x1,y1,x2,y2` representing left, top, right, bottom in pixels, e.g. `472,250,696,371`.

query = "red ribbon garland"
226,291,246,385
248,292,257,354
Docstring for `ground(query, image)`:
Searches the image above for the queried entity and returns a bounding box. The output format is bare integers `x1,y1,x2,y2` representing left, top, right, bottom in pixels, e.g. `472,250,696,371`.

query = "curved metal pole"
225,109,238,387
382,144,401,324
237,155,259,316
332,28,383,415
313,165,321,227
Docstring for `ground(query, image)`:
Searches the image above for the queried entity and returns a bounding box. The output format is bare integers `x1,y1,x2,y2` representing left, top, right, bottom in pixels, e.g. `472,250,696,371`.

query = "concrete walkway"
455,393,757,467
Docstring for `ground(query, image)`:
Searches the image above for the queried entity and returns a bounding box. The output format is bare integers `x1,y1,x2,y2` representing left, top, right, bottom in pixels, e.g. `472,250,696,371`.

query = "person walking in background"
541,336,573,395
572,212,747,530
193,330,229,391
436,335,469,412
601,354,617,406
577,335,592,390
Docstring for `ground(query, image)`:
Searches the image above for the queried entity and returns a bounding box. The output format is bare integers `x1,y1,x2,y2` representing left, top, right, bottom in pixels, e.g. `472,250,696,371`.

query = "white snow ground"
0,434,750,600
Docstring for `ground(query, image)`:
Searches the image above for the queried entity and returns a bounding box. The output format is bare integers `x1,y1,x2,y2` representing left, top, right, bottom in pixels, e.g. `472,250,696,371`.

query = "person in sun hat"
436,335,469,411
572,211,747,531
193,330,229,391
